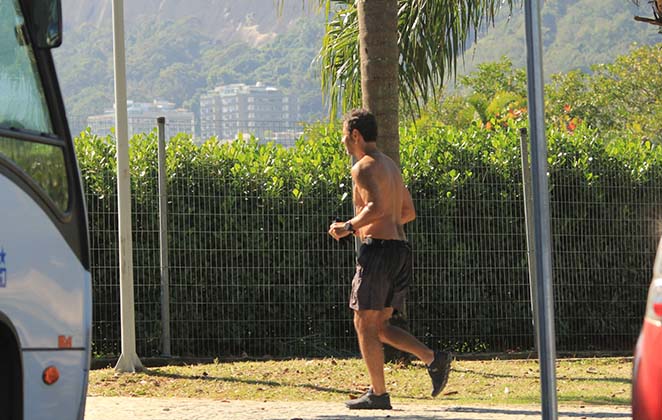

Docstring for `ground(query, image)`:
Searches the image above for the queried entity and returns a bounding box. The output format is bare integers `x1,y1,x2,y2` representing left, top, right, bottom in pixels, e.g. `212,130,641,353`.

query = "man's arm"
400,184,416,225
347,163,385,230
327,163,383,240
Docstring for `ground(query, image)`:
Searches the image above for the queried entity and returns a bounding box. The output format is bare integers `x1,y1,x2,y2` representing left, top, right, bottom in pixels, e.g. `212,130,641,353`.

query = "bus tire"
0,326,22,420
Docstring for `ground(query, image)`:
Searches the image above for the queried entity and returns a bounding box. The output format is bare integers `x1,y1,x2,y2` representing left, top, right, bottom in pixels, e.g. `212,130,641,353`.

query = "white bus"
0,0,91,419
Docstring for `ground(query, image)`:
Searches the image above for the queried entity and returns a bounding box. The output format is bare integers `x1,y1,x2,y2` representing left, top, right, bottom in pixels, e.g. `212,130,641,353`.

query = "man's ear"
351,128,361,143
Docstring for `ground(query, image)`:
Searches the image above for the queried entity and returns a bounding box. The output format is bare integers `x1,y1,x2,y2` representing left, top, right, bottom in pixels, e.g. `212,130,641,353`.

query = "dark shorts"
349,239,412,311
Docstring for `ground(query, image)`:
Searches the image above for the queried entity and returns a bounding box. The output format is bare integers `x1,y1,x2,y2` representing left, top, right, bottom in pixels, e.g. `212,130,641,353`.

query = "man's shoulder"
353,155,383,176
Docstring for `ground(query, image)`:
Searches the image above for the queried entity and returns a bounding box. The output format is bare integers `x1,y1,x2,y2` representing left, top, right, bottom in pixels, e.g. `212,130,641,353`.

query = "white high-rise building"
200,83,301,147
87,100,195,140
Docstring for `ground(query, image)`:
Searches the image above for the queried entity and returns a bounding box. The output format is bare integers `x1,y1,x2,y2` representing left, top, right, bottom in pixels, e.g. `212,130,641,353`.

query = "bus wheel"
0,327,22,420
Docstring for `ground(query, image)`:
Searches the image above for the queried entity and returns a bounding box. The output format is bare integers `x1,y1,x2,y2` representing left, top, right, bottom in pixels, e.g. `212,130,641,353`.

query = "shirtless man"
328,109,451,410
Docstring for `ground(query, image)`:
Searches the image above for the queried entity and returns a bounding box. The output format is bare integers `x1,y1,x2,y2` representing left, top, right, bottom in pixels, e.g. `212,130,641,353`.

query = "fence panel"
82,130,655,358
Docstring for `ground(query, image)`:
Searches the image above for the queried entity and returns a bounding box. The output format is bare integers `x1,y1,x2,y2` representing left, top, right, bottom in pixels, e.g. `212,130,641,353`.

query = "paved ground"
85,397,632,420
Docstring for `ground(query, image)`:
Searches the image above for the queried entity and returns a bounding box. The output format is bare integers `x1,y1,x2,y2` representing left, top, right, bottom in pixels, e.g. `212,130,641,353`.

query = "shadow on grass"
136,367,631,406
557,395,631,406
456,368,631,384
142,367,355,396
140,367,439,402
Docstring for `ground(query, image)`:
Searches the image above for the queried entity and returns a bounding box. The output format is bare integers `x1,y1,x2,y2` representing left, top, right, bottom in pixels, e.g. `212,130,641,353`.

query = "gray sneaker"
428,351,451,397
345,389,392,410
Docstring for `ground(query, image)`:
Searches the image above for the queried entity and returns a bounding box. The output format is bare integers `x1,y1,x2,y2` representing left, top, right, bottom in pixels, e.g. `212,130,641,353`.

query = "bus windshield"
0,0,68,211
0,0,53,133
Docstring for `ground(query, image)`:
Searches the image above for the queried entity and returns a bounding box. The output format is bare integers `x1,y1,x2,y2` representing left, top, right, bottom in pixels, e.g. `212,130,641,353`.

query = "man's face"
341,123,351,155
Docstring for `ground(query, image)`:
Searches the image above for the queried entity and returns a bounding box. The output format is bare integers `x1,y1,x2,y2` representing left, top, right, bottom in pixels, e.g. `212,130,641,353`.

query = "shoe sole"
346,405,393,410
345,392,392,410
431,354,451,397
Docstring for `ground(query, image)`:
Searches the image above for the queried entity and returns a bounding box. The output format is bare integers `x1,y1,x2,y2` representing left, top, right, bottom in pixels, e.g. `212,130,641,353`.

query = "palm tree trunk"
358,1,410,363
357,0,400,166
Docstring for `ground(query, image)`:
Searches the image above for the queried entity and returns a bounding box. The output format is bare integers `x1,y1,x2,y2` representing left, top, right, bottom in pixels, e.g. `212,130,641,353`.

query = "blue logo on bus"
0,248,6,288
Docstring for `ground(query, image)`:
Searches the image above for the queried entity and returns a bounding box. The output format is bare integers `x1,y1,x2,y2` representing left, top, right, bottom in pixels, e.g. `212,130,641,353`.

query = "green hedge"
76,121,659,358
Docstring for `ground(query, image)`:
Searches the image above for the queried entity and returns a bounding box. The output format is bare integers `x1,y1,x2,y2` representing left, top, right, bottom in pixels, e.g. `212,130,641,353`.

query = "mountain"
53,1,327,133
460,0,660,77
60,0,317,46
52,0,662,135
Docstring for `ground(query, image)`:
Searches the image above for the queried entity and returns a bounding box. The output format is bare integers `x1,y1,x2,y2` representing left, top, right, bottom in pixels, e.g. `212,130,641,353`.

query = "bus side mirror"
29,0,62,49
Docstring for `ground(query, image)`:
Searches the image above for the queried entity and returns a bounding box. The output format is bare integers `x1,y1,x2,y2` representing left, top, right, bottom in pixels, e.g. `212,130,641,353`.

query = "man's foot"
345,389,392,410
427,351,451,397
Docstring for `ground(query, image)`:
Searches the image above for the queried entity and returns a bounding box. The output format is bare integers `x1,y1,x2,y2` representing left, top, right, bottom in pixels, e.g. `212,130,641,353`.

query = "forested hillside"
53,12,326,127
60,0,315,44
53,0,661,131
463,0,659,76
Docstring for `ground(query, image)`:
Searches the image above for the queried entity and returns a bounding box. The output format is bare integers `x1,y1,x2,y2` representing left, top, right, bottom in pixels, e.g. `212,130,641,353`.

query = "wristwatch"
343,221,355,233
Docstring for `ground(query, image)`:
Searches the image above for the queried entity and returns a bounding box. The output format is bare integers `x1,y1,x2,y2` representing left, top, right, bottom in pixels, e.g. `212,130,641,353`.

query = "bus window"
0,0,53,133
0,0,69,212
0,137,69,211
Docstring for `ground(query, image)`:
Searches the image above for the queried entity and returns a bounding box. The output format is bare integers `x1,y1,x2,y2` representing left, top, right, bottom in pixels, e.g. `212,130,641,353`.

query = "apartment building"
200,82,301,147
87,100,195,140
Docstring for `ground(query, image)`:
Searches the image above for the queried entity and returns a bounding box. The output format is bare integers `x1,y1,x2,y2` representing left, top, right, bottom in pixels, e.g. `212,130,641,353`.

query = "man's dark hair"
344,109,377,142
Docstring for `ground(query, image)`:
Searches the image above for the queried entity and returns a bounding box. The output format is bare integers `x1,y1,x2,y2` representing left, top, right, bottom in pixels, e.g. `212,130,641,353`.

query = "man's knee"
376,320,392,342
354,310,382,336
354,310,393,343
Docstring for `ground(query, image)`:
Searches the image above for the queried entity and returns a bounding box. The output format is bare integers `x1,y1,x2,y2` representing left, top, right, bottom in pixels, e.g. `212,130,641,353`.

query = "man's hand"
328,221,353,241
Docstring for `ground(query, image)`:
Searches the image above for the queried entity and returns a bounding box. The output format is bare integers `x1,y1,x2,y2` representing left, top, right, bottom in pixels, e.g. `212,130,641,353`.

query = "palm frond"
318,3,361,120
318,0,515,120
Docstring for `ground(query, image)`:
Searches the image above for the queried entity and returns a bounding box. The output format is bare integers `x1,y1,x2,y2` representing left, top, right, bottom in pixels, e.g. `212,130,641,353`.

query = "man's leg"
376,308,451,397
353,309,387,395
376,308,434,365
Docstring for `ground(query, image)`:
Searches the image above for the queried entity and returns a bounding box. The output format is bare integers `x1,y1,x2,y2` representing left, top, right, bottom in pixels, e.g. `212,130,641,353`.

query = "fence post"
519,128,539,347
157,117,171,357
524,0,558,416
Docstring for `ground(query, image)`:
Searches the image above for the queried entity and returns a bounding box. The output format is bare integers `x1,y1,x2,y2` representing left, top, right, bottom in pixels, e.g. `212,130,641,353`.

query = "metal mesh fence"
88,170,164,357
88,171,358,358
84,130,656,359
550,169,660,351
165,179,356,357
406,169,534,354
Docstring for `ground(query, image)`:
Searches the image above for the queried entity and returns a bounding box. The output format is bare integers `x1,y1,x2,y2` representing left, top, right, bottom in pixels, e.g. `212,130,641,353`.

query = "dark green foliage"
77,119,656,358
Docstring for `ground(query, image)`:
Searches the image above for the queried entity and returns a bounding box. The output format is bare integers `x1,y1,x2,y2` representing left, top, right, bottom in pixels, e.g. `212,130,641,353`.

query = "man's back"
352,151,408,241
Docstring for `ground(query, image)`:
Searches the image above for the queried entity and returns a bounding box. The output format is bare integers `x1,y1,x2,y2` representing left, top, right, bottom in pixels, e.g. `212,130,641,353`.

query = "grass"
88,357,632,406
